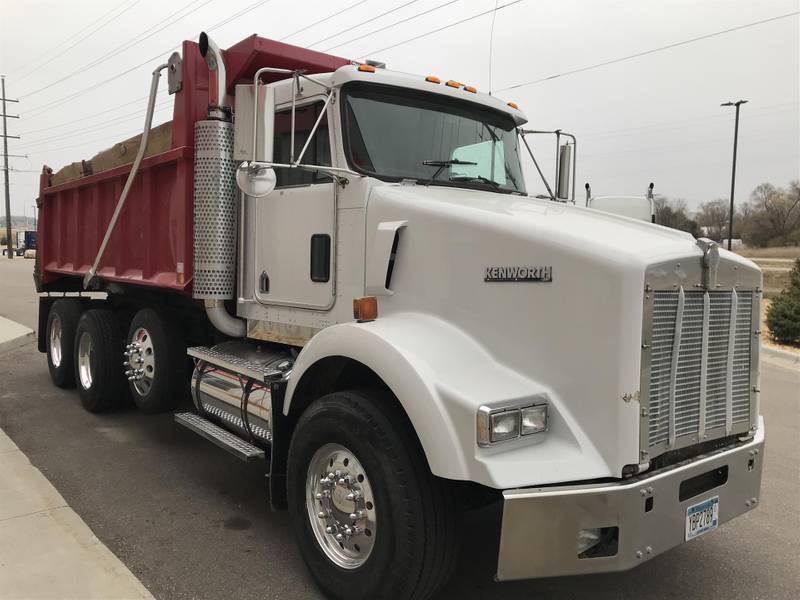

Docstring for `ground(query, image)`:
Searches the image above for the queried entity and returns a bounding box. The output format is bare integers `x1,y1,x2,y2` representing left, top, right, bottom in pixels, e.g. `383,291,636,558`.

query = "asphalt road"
1,258,798,600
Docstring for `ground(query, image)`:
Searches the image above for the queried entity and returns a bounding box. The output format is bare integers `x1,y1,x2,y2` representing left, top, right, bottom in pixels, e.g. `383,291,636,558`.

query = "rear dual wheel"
50,305,186,414
46,299,83,388
74,309,126,412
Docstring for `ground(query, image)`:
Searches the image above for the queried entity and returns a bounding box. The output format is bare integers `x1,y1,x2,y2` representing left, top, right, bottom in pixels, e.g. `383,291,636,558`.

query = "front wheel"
287,390,460,600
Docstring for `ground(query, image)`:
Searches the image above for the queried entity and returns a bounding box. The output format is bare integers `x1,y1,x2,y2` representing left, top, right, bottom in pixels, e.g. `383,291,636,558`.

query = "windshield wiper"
421,158,477,185
450,175,500,187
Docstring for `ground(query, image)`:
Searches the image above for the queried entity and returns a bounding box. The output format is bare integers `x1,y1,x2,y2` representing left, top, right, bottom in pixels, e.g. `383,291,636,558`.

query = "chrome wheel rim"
306,443,377,569
125,327,155,397
77,331,93,390
49,314,63,368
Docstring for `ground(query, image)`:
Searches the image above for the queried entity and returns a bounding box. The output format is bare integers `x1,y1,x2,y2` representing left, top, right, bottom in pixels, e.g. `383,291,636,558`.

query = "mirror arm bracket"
519,130,556,201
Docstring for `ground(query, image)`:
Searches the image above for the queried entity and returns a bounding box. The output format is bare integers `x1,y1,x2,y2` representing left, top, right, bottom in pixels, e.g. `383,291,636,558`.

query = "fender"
284,312,589,487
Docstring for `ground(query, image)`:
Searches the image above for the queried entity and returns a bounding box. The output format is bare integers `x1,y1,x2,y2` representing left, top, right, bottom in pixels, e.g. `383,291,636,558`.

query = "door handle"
259,271,270,294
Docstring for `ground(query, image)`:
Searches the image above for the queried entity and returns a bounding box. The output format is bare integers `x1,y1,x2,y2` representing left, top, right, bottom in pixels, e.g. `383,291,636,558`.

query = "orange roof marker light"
507,101,520,110
445,80,461,88
353,297,378,322
425,75,441,84
464,85,477,93
358,64,376,73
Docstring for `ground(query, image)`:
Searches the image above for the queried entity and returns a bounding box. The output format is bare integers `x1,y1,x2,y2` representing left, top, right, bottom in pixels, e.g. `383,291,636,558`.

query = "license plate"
685,496,719,541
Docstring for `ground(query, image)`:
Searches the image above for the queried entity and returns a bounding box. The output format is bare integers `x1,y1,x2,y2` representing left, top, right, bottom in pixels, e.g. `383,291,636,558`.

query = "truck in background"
585,182,657,222
32,31,764,600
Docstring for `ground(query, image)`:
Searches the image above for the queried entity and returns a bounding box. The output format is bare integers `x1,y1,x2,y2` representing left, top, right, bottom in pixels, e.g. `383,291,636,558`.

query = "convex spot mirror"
236,162,276,197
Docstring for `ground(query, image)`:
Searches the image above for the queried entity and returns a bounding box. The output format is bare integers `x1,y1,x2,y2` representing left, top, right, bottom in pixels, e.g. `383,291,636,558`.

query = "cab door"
254,101,335,309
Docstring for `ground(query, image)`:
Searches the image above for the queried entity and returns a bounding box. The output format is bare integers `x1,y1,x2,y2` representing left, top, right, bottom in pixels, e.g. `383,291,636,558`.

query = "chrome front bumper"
496,417,765,581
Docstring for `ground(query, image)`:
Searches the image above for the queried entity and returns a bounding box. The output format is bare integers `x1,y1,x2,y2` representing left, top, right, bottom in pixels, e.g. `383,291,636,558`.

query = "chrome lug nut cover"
306,443,377,569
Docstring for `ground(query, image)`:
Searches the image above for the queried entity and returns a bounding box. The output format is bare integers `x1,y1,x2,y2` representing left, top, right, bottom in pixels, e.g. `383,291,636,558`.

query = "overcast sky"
1,0,798,219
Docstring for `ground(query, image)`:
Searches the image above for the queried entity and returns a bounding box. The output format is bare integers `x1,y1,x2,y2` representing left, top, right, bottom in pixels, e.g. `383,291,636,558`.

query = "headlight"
490,410,520,443
521,404,548,435
477,402,549,446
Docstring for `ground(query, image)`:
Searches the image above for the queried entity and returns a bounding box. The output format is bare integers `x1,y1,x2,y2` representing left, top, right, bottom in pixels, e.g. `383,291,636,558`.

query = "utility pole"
721,99,747,250
2,75,21,259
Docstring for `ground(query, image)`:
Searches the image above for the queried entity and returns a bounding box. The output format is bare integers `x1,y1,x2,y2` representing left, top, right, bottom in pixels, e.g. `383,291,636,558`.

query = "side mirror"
236,162,276,197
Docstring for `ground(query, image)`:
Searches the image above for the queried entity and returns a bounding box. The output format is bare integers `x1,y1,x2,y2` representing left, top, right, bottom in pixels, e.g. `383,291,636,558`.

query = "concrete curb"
0,315,35,354
761,344,800,370
0,428,155,600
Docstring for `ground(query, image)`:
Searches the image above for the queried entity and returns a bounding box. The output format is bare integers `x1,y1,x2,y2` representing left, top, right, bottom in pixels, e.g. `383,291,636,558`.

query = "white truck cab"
224,57,764,591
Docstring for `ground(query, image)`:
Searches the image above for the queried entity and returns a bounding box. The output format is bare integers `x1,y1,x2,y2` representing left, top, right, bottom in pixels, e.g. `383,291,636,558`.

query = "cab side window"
273,102,331,187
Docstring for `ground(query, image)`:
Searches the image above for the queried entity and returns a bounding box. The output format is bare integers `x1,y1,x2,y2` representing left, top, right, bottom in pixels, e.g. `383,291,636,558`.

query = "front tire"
287,389,460,600
74,309,126,413
46,299,83,388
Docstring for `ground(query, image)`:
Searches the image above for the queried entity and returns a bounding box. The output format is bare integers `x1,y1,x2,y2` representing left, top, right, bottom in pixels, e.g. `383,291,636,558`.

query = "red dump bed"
36,36,349,294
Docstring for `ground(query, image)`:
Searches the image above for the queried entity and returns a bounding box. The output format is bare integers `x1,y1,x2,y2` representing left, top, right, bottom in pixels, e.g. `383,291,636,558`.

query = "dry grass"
733,247,799,297
737,246,800,259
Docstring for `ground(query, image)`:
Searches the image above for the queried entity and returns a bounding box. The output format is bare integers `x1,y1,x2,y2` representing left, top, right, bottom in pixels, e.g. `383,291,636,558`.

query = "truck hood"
373,184,693,265
362,182,759,487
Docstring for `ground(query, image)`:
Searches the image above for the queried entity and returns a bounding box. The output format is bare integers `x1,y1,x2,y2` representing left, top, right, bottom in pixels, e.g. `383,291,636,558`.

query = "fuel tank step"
175,412,265,462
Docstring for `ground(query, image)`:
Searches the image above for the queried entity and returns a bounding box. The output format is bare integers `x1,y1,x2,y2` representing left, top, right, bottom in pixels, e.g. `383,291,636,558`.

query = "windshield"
342,84,526,194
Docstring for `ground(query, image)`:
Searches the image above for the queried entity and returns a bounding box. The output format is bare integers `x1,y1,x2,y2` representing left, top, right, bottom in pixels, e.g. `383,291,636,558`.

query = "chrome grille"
647,289,754,451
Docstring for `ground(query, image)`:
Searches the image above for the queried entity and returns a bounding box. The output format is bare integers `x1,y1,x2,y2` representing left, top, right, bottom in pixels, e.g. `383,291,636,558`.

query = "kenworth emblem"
485,266,553,282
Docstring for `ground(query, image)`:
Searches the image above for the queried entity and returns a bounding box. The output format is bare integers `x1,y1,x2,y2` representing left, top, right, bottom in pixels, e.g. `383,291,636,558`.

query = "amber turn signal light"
425,75,441,84
358,64,376,73
353,297,378,322
507,101,519,109
445,80,460,88
464,85,477,93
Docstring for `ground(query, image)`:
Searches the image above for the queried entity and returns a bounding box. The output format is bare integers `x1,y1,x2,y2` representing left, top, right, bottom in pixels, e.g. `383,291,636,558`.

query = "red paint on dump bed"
37,36,349,294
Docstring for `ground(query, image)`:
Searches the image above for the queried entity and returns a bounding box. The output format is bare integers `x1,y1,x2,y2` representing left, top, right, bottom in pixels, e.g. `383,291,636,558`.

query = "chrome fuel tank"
190,341,293,443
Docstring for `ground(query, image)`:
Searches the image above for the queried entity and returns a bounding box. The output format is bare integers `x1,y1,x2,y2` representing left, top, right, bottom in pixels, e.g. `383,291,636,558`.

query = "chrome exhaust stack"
194,32,245,338
199,31,230,120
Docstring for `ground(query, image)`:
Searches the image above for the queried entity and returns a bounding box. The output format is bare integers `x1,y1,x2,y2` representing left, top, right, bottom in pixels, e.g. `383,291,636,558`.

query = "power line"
355,0,524,58
487,0,499,93
279,0,371,42
320,0,459,53
16,101,172,150
10,0,135,78
26,127,146,156
580,102,798,141
24,48,174,116
18,94,159,136
308,0,422,49
21,0,215,98
24,0,275,116
496,10,800,92
206,0,274,33
18,1,141,85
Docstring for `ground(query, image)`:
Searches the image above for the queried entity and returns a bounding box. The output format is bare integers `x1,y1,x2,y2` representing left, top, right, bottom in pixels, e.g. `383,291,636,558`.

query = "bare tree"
654,196,700,236
742,182,800,246
696,199,730,241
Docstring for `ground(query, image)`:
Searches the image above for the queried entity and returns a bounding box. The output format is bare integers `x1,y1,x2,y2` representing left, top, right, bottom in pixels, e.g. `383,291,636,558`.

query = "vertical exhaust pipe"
199,31,230,120
194,32,245,338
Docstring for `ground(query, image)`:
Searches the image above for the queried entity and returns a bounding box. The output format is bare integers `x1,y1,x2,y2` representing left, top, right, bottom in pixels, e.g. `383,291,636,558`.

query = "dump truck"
34,32,765,600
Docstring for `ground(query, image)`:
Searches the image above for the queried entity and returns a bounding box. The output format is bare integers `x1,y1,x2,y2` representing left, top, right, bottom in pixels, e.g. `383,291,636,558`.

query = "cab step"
175,412,265,462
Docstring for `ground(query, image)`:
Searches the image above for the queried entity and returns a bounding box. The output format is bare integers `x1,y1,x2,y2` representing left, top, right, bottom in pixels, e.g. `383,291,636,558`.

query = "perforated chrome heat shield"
193,120,237,299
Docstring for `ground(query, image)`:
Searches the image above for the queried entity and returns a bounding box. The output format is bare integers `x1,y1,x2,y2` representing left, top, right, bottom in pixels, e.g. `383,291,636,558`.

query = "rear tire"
125,308,187,414
46,299,83,388
74,309,126,413
287,389,460,600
